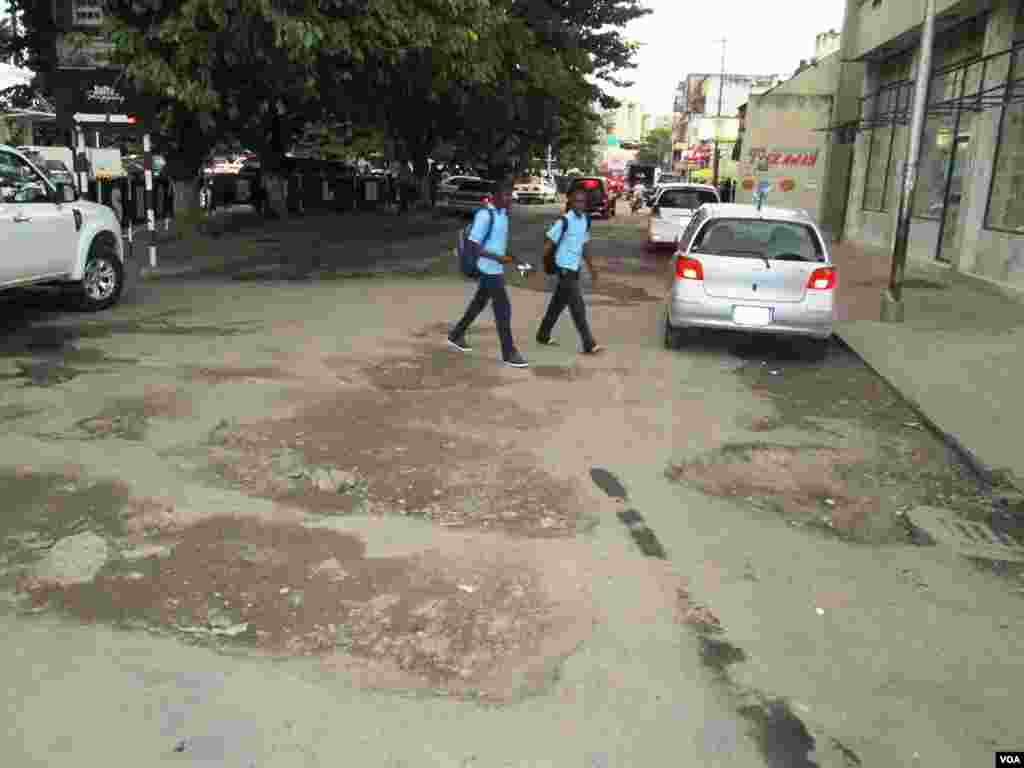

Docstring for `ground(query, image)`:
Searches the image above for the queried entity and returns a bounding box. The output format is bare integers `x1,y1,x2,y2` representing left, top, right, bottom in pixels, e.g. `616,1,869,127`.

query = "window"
986,100,1024,232
0,151,50,204
913,115,956,219
679,209,707,251
863,126,894,211
691,218,825,262
658,188,719,209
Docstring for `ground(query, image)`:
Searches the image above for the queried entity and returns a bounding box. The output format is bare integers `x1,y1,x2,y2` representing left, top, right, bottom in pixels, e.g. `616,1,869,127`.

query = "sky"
605,0,847,116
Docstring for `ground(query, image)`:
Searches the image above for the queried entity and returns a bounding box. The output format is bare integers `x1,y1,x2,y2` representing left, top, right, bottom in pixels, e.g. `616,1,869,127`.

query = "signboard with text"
53,67,155,134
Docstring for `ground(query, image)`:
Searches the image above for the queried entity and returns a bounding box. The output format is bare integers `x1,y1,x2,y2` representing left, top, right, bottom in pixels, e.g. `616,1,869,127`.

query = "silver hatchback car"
665,203,836,357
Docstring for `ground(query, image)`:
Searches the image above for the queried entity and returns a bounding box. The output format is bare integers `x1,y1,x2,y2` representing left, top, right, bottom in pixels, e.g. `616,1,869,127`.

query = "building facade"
735,52,849,235
841,0,1024,289
604,100,649,145
672,72,780,174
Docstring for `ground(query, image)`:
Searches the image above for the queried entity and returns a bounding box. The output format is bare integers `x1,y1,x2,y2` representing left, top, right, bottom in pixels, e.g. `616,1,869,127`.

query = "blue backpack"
456,208,495,279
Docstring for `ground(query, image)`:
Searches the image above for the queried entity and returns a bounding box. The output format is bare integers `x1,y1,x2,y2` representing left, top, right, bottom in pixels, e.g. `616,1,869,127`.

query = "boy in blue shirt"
536,189,602,354
447,178,529,367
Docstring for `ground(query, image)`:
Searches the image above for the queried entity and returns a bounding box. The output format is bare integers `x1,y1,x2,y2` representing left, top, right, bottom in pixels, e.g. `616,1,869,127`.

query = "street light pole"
884,0,936,321
712,37,727,188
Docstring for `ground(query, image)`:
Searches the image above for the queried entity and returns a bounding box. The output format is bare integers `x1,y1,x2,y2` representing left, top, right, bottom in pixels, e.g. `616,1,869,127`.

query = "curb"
919,260,1024,306
832,332,1021,496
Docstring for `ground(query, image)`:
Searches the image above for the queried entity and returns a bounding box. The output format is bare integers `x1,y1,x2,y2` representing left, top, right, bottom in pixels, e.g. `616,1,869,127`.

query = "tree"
636,126,672,167
100,0,495,224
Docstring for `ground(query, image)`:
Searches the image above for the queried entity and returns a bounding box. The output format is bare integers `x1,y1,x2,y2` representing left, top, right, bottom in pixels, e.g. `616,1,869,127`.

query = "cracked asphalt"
1,204,1021,767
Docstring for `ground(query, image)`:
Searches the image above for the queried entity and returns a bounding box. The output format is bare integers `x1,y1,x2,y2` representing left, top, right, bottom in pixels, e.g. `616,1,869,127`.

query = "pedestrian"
399,162,415,213
535,189,603,354
447,178,529,367
429,165,442,207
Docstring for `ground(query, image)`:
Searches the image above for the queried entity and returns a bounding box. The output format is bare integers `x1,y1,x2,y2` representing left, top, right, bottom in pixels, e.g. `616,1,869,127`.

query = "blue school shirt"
469,205,509,276
546,211,590,271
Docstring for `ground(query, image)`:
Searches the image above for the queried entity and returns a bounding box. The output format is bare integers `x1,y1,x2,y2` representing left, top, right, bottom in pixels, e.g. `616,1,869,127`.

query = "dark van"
566,176,616,219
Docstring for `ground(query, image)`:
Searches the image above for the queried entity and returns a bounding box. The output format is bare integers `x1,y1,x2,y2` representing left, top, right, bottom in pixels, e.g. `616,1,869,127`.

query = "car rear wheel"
75,235,124,312
664,315,686,350
802,336,830,362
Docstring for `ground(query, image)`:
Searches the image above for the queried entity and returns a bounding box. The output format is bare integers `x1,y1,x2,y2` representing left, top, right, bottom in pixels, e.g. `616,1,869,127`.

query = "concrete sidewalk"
128,206,458,279
832,241,1024,493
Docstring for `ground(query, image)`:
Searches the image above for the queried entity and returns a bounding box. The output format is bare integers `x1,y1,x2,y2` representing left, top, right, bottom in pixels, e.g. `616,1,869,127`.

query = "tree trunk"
261,172,289,219
170,178,203,241
412,156,431,207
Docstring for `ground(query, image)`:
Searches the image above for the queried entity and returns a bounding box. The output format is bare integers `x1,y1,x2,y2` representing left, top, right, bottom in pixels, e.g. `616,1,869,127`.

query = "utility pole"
712,37,727,188
884,0,936,322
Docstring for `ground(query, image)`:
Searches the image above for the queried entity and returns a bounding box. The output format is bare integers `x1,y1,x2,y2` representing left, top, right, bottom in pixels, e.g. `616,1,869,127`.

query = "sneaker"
503,352,529,368
536,337,559,347
447,335,472,352
583,345,604,355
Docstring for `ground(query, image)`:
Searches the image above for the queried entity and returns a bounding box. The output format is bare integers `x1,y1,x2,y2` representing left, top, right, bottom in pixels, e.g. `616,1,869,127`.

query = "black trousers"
451,273,516,360
537,268,596,351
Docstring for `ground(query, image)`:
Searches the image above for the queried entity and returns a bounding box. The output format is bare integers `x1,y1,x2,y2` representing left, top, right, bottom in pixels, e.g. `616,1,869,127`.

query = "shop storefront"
846,4,1024,286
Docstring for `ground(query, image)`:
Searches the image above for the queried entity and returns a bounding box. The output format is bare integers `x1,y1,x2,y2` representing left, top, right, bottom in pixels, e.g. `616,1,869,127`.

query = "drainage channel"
590,466,860,768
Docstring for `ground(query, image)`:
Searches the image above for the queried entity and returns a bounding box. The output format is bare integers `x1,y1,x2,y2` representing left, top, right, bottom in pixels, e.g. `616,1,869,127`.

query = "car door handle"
13,214,32,223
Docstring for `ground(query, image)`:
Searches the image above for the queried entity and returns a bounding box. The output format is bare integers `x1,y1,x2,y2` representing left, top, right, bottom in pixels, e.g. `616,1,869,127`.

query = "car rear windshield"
458,180,495,193
658,188,719,210
691,219,825,262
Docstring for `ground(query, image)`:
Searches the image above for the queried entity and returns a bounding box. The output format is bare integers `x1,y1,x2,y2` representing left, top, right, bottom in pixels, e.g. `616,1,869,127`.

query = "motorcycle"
630,185,646,214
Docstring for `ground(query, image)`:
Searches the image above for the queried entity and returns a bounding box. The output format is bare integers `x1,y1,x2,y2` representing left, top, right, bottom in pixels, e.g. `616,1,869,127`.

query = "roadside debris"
34,531,109,587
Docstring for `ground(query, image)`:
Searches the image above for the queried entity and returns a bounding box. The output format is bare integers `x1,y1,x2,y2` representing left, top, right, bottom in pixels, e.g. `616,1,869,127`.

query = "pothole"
201,389,577,536
18,514,590,700
667,442,909,544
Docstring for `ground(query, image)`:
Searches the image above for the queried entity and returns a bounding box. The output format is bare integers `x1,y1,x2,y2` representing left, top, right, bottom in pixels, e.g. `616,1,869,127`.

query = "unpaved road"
1,206,1022,767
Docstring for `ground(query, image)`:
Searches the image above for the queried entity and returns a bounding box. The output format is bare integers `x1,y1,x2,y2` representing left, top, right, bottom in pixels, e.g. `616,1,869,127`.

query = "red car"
605,176,625,199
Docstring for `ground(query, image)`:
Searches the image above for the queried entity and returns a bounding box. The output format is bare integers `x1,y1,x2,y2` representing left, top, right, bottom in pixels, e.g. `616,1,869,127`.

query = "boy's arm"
583,244,598,282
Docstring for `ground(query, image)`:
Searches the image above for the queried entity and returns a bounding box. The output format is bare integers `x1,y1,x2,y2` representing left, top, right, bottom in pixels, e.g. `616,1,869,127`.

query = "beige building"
840,0,1024,289
735,31,864,238
604,100,648,145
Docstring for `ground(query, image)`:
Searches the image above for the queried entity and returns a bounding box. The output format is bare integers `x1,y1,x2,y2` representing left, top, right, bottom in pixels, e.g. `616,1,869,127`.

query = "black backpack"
456,208,495,279
545,213,592,274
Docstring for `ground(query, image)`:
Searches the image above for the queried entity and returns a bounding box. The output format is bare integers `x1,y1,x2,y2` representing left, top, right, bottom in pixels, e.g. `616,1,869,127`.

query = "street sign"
53,67,155,133
73,113,137,124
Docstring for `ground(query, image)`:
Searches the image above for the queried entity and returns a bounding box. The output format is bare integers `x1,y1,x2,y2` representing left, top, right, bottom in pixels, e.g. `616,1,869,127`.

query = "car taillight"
676,256,704,281
807,266,837,290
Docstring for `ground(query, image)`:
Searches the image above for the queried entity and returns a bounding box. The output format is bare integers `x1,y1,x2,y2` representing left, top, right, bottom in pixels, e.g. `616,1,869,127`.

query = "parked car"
437,175,482,200
647,183,720,251
0,144,126,311
438,178,496,216
664,203,835,359
513,176,557,204
565,176,615,218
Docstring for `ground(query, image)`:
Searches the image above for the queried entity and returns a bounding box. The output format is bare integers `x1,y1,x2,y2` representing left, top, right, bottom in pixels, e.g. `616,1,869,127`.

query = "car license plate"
733,306,772,326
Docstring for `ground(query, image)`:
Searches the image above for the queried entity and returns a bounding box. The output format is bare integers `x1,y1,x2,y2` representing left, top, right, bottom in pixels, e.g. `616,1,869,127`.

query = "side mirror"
56,182,77,203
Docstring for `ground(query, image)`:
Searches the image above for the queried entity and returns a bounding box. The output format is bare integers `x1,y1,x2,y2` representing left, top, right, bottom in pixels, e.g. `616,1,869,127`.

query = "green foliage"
636,126,672,167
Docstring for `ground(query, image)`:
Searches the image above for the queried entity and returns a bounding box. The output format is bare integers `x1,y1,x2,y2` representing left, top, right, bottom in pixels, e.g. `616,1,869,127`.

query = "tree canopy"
3,0,651,189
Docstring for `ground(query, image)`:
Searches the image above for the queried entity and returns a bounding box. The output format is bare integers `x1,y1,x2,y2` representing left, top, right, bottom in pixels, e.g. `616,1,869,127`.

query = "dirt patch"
515,271,662,306
203,387,576,536
74,388,193,440
668,442,908,543
187,366,295,385
0,467,132,581
363,347,508,391
23,515,586,699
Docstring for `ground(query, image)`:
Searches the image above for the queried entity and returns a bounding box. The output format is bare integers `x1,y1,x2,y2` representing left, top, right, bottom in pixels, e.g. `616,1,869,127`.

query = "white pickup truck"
0,143,126,311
